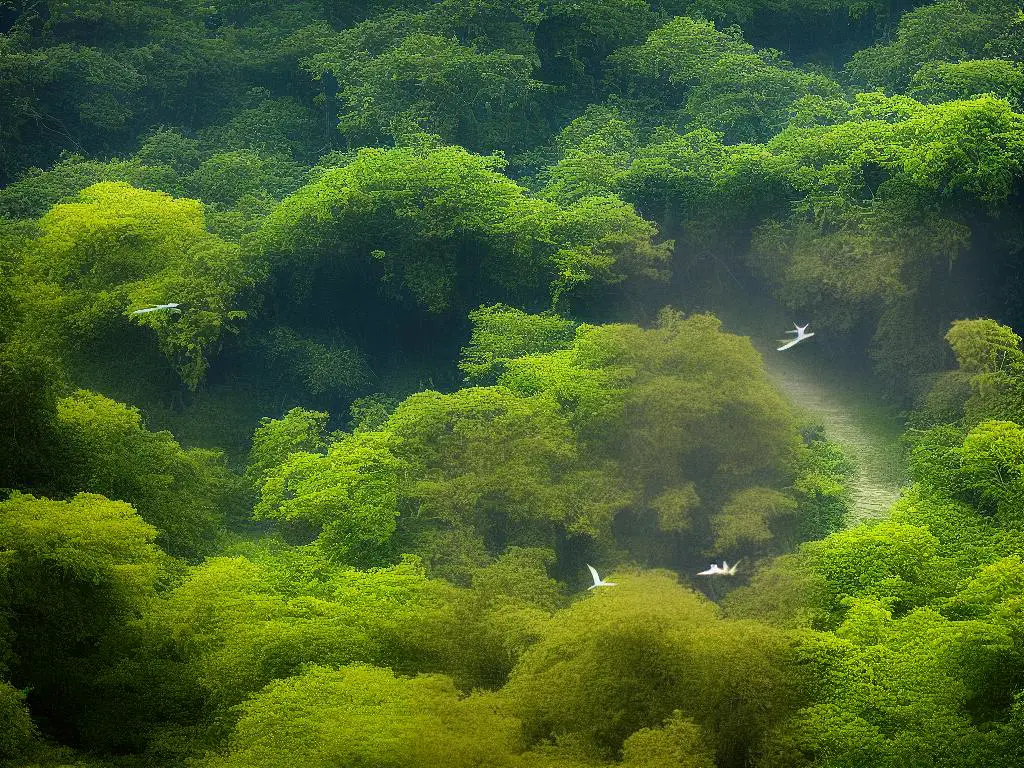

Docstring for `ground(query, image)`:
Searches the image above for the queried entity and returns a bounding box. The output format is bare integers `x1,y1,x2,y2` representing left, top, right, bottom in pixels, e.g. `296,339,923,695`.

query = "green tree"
245,407,332,488
0,681,35,760
534,0,659,101
910,319,1024,429
0,0,241,183
710,487,797,552
804,521,942,620
0,337,62,491
887,485,1003,591
251,142,668,318
761,601,1010,768
492,309,806,568
20,182,251,389
197,97,323,160
789,433,853,541
909,60,1024,110
504,570,801,764
52,390,239,558
619,711,715,768
435,0,544,56
200,664,521,768
384,386,615,575
254,430,407,564
308,32,542,152
460,304,577,384
946,318,1024,374
135,550,464,710
0,492,163,739
349,393,399,432
504,571,719,757
444,547,565,688
846,0,1024,92
538,106,641,205
607,16,844,142
184,150,305,206
0,151,184,221
948,420,1024,526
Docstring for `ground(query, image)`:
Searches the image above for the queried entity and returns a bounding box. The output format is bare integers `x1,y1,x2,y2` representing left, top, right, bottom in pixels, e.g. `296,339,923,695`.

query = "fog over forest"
1,1,1024,766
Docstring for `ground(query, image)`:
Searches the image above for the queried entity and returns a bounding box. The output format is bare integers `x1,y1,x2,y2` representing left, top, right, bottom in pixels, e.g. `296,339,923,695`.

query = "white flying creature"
130,303,181,316
777,323,814,352
587,564,617,590
697,560,741,576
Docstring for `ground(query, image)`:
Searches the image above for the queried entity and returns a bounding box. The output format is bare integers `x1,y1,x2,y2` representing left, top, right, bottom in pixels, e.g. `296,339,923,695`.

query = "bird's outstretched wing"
130,303,182,316
587,564,601,586
777,338,801,351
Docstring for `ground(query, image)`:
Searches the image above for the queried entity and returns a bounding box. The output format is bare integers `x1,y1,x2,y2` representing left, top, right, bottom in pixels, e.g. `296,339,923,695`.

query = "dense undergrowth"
2,1,1024,766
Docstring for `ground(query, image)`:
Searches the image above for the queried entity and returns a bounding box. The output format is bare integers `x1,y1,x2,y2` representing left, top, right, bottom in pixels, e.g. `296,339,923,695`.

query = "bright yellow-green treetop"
20,182,251,389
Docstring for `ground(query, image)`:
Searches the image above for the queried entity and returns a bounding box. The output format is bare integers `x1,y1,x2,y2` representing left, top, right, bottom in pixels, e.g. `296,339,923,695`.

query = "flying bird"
130,303,181,316
698,560,741,576
587,564,617,589
777,323,814,351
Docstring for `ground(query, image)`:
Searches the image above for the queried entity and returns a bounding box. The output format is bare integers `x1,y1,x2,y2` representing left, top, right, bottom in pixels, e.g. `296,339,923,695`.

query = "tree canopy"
4,1,1024,765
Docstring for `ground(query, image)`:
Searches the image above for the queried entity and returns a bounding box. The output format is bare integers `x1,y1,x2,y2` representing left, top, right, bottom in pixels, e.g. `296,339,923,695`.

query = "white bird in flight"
587,564,617,589
697,560,741,576
130,303,181,316
777,323,814,351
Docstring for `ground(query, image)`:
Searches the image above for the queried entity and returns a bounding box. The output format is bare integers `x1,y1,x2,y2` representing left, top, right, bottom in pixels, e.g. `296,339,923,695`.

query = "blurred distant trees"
540,89,1024,397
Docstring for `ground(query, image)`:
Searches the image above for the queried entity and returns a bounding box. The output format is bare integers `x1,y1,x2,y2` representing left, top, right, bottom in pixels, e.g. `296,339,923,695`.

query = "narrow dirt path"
757,349,907,524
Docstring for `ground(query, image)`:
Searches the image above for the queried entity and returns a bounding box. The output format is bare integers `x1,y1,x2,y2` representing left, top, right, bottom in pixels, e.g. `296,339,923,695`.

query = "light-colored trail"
757,348,907,524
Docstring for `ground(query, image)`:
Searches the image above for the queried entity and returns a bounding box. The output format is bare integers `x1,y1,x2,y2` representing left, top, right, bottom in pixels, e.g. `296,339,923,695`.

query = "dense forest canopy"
2,0,1024,766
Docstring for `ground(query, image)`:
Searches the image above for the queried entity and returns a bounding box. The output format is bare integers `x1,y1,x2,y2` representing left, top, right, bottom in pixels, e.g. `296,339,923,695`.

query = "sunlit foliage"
51,390,239,558
15,182,251,389
252,141,669,316
249,308,805,578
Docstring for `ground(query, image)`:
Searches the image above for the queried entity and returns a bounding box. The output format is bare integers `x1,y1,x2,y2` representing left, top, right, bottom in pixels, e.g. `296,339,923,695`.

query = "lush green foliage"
249,308,806,580
51,390,241,558
202,664,521,768
252,141,669,315
505,571,802,763
12,182,252,389
729,320,1024,767
608,16,846,142
0,492,165,745
4,0,1024,765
